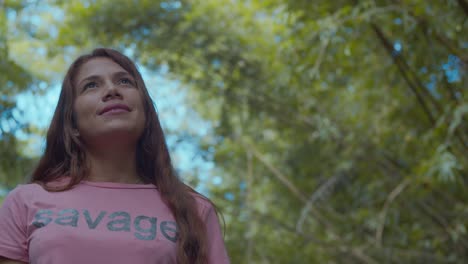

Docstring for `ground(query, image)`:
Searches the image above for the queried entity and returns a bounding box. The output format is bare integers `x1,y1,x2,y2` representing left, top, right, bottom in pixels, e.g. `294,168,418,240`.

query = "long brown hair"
31,48,210,263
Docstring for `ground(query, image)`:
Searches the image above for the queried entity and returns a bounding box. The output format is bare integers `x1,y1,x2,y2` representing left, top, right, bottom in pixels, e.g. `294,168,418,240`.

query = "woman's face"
73,57,146,145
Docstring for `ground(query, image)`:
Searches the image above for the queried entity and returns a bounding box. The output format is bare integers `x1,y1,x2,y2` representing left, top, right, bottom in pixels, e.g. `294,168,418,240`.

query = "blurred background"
0,0,467,263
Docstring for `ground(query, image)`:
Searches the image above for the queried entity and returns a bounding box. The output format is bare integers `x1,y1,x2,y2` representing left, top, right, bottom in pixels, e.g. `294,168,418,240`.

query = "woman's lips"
99,103,131,115
101,108,130,116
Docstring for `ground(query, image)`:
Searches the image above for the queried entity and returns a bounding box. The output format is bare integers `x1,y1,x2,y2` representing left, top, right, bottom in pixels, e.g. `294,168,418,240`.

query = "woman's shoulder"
5,182,46,197
1,183,44,209
4,177,71,201
9,182,43,194
190,191,217,216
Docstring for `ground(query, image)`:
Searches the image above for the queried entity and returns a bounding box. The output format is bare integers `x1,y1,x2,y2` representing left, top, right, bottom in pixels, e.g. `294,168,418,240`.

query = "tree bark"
457,0,468,16
371,23,436,125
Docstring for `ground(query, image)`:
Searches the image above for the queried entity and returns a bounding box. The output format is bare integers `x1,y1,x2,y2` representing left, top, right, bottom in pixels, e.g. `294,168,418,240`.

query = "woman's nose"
102,81,122,101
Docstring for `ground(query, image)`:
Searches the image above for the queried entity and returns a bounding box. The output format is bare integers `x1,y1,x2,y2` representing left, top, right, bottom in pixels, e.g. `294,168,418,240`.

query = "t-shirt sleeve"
0,187,29,262
203,204,230,264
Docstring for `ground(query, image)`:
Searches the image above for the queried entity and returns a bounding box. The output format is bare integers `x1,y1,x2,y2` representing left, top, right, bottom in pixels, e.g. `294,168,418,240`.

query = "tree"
6,0,468,262
0,0,42,188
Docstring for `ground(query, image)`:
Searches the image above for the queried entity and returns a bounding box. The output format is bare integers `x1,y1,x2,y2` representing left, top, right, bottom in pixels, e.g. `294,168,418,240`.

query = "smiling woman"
0,48,230,264
72,57,146,173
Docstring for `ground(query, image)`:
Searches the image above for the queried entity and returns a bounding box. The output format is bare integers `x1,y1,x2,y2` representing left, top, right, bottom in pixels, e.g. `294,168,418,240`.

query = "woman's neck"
84,145,141,184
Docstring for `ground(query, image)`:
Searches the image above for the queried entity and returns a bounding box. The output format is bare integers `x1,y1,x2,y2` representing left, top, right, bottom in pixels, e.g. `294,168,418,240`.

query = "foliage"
0,1,40,188
1,0,467,262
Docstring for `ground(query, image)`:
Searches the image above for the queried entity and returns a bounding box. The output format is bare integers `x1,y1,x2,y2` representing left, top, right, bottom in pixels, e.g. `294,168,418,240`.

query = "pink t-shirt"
0,179,230,264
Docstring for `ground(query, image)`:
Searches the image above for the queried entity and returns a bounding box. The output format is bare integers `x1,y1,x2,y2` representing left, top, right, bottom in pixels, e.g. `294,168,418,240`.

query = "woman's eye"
119,78,133,85
84,82,97,89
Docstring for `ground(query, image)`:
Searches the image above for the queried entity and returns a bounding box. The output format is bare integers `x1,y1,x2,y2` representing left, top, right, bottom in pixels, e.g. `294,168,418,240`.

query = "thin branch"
376,178,411,247
394,0,468,64
308,37,330,81
333,5,411,29
300,5,412,53
245,142,308,203
433,32,468,64
418,200,468,250
252,207,379,262
371,23,436,125
296,173,343,233
442,69,462,104
250,208,328,246
245,150,254,263
350,247,379,264
240,140,348,241
373,246,457,262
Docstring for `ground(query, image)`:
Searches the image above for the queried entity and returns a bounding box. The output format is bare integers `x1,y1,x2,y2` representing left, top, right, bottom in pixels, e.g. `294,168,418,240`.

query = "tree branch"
376,178,411,247
245,150,254,263
418,200,468,250
296,173,344,233
457,0,468,16
371,23,437,125
245,142,308,203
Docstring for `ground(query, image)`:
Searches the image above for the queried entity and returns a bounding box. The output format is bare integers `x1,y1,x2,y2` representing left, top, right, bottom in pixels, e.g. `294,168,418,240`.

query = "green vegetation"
1,0,467,263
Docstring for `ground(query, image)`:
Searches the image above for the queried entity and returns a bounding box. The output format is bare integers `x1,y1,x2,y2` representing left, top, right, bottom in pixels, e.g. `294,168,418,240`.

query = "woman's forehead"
75,57,129,82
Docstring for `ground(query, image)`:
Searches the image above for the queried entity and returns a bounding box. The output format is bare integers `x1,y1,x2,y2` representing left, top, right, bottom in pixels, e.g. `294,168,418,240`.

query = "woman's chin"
84,128,142,144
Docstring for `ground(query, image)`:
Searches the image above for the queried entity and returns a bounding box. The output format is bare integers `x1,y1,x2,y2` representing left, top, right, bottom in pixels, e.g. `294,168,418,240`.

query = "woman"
0,48,229,264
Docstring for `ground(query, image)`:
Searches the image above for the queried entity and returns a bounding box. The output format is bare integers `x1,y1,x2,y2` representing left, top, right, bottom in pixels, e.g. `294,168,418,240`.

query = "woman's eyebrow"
113,71,133,78
78,71,133,87
78,75,101,87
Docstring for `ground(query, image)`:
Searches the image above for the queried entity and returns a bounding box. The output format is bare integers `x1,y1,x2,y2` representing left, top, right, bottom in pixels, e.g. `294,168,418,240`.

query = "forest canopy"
1,0,467,263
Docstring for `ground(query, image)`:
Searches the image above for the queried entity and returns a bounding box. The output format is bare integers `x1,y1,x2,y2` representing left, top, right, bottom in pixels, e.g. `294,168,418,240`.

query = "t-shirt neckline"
81,180,157,189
